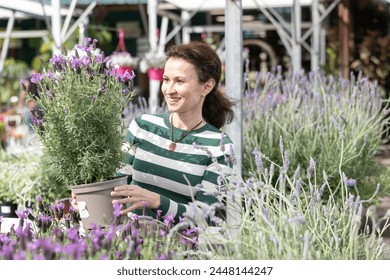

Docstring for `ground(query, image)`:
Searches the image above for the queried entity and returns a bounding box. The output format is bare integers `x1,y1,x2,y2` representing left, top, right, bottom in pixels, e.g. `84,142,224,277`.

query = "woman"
111,41,236,223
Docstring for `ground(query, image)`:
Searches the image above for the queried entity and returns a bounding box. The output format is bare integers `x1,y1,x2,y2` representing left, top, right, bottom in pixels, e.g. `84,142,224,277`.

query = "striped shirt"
118,113,235,222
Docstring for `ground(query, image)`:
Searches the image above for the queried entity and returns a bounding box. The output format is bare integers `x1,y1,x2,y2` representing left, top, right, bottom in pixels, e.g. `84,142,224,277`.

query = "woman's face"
162,58,212,116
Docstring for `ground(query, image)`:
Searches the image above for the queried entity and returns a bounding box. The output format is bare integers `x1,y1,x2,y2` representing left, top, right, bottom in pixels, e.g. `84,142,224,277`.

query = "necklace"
169,114,203,152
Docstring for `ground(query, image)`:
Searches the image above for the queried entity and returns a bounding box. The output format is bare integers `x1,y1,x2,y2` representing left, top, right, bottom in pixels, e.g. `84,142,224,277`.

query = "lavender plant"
0,197,198,260
24,38,135,186
243,67,390,202
1,139,388,260
194,140,390,260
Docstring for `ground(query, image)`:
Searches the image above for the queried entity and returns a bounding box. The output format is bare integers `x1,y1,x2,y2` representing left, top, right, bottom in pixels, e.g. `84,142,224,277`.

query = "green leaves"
27,38,135,186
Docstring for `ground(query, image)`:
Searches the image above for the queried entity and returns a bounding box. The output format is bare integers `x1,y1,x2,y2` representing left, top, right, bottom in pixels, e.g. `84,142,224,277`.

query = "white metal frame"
0,0,96,76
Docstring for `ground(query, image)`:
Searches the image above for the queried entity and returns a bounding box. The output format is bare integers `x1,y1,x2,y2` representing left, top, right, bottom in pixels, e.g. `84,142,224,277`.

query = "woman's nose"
164,83,175,94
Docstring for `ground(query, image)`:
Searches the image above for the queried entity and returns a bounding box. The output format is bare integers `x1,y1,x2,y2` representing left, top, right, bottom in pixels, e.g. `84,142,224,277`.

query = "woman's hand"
71,192,79,211
111,184,161,215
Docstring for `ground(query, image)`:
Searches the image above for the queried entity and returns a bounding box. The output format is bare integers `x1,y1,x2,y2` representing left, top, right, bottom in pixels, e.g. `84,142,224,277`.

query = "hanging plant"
108,29,139,77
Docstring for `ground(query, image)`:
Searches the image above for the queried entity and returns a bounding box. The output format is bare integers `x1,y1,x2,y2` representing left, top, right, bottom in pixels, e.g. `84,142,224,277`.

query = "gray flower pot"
71,176,127,229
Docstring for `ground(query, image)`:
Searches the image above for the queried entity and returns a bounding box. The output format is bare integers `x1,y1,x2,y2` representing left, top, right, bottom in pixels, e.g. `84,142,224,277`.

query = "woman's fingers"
111,185,160,211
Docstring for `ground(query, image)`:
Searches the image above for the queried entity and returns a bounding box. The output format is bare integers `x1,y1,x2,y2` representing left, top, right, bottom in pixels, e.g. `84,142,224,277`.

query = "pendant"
169,142,176,152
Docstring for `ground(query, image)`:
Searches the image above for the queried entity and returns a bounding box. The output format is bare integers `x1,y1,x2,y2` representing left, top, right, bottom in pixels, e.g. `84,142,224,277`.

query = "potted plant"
109,51,139,76
108,29,139,77
25,38,135,228
139,51,166,81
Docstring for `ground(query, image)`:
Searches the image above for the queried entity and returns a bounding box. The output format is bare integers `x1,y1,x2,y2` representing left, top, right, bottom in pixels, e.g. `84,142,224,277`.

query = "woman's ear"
203,79,216,96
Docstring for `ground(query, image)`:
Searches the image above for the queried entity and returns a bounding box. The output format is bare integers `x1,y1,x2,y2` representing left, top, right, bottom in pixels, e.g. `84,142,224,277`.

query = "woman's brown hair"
165,41,235,129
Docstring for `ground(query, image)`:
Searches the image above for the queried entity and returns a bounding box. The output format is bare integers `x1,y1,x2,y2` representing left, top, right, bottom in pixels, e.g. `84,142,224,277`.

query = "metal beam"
148,0,159,114
0,11,15,77
63,1,97,42
51,0,61,55
300,0,341,43
157,15,169,54
148,0,158,52
251,0,292,54
0,0,74,19
61,0,77,41
138,3,149,36
0,30,49,38
225,0,243,231
187,21,311,33
311,0,320,71
291,0,302,72
181,10,191,44
164,7,201,44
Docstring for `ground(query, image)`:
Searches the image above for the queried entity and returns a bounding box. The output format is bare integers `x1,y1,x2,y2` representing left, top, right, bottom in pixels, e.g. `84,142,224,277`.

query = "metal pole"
148,0,159,113
0,11,15,78
61,0,77,41
311,0,320,71
291,0,302,72
51,0,62,55
147,0,157,53
320,7,327,66
63,1,97,42
181,10,191,43
157,16,169,55
225,0,243,232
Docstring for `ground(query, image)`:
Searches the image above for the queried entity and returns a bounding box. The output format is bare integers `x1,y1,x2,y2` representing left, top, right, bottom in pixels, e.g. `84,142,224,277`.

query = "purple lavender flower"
156,210,162,220
343,173,357,187
30,72,45,84
81,55,92,67
50,54,67,70
306,157,316,179
330,115,345,140
163,214,175,228
103,56,110,64
156,254,169,260
283,150,290,170
252,148,264,173
113,202,122,218
66,227,80,242
122,87,130,96
69,56,82,70
46,70,56,81
95,52,104,63
220,133,225,152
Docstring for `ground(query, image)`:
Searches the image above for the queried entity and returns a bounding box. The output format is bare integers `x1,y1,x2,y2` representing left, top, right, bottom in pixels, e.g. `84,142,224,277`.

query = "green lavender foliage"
27,39,135,186
243,68,390,202
195,143,389,260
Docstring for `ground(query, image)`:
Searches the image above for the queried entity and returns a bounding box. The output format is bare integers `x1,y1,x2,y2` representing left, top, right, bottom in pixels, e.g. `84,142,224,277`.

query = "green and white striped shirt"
119,113,234,221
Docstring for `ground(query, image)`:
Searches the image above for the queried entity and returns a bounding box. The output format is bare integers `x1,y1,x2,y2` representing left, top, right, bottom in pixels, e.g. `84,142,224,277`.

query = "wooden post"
338,0,350,79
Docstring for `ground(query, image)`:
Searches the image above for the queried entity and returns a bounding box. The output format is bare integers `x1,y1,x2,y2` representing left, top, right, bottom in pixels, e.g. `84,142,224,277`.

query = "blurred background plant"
0,148,69,208
0,58,29,109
